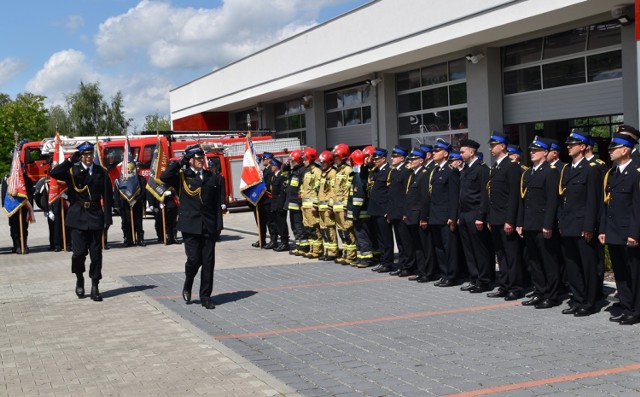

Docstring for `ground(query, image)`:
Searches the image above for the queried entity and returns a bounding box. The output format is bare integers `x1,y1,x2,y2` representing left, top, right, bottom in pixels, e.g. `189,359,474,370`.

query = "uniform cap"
506,145,522,156
433,138,452,153
565,130,590,145
77,141,95,153
449,151,462,160
617,124,640,141
548,139,562,151
528,136,551,151
407,148,426,159
609,132,638,149
372,148,388,159
391,146,409,157
419,144,433,153
261,152,274,159
271,158,282,167
488,131,508,145
185,144,204,158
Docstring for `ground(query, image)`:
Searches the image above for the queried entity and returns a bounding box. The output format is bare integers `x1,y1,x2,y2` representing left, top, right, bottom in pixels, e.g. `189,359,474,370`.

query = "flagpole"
130,207,136,245
246,113,263,248
19,206,25,255
162,206,167,245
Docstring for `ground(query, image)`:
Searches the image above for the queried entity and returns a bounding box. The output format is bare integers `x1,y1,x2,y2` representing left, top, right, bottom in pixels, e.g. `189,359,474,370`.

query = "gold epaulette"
520,164,529,171
448,164,455,169
589,162,596,167
596,159,606,165
550,165,556,169
511,159,517,163
421,168,427,173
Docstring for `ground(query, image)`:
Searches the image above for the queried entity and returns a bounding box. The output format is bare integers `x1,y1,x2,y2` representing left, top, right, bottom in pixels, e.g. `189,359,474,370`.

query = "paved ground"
1,207,640,396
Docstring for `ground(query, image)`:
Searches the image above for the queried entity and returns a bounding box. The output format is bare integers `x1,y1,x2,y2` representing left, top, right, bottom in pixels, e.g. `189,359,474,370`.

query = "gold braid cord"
603,168,612,204
180,172,202,202
69,168,90,197
520,171,527,199
558,164,568,196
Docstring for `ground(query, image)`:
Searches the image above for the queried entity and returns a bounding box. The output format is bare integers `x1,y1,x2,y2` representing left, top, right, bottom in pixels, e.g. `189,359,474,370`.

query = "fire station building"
169,0,638,160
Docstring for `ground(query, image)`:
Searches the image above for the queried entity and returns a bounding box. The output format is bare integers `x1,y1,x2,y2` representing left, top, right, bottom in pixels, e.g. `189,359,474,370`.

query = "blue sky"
0,0,370,131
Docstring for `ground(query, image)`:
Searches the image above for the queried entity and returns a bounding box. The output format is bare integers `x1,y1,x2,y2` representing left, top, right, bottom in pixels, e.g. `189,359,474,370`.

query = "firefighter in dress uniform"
269,157,290,252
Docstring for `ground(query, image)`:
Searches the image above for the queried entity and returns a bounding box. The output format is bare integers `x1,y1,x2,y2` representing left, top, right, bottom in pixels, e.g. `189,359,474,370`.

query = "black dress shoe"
487,289,508,298
389,269,402,276
264,241,277,249
433,277,446,287
75,284,85,299
182,289,192,303
521,296,542,306
274,244,290,252
377,266,393,273
504,292,522,301
201,298,215,309
561,306,579,315
251,241,265,248
619,315,640,325
90,286,103,302
397,270,414,277
408,275,421,281
460,282,476,291
371,264,383,272
469,284,491,293
416,276,429,283
610,313,628,323
534,299,557,309
574,308,594,317
438,279,456,287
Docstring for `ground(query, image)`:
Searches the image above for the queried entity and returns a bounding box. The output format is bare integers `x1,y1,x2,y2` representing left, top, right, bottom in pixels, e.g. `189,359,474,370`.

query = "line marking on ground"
212,301,520,339
442,362,640,397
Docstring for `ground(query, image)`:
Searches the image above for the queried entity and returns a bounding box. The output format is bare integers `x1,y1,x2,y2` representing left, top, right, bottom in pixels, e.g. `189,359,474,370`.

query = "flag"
145,134,170,201
3,143,35,222
48,132,67,204
239,136,266,205
94,138,105,168
116,135,141,203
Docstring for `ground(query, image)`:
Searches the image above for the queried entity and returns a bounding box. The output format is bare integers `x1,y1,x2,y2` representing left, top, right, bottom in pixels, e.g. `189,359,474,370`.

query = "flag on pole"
145,134,170,201
116,135,141,203
3,143,35,222
48,132,67,204
239,135,266,205
94,138,105,168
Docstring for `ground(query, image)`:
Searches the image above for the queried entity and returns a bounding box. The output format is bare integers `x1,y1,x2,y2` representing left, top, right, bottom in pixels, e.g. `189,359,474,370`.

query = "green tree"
0,92,49,175
66,82,104,137
103,92,131,134
142,113,171,132
47,104,72,135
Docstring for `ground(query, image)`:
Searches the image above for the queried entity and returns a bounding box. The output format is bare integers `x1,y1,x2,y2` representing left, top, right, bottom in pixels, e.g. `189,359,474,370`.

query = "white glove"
48,212,55,221
163,190,172,196
60,192,68,200
148,206,154,212
130,199,137,207
159,203,165,209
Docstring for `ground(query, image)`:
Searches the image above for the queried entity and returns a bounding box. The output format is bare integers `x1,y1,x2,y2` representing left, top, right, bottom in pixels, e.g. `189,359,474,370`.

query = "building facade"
170,0,638,162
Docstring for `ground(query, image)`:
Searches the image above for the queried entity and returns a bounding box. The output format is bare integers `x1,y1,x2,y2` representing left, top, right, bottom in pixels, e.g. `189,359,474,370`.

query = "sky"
0,0,370,132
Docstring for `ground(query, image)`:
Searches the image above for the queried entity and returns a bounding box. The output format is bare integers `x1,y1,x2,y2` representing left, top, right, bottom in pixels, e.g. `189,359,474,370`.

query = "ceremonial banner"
239,136,266,205
116,135,141,203
145,134,170,201
3,143,35,221
48,132,67,204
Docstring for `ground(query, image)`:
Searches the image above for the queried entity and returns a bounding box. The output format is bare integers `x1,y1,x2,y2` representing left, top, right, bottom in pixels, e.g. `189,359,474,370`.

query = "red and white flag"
48,132,67,204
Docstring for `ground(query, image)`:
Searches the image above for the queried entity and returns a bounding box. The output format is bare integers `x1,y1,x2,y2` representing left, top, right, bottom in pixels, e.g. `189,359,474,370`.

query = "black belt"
80,201,101,209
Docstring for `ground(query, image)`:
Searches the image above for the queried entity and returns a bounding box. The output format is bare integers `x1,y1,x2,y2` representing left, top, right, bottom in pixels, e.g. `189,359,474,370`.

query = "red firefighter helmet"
302,147,317,162
332,143,350,160
289,149,303,164
349,149,364,166
363,145,375,157
319,150,334,164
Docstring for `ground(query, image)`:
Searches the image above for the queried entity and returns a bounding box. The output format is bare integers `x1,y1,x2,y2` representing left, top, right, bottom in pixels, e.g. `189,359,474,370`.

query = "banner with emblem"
116,135,141,204
3,142,35,222
239,134,266,205
48,132,67,204
145,134,170,201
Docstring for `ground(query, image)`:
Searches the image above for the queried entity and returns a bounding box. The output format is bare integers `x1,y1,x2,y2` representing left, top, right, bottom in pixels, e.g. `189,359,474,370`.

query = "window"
325,85,372,129
274,99,306,144
396,59,468,139
503,20,621,95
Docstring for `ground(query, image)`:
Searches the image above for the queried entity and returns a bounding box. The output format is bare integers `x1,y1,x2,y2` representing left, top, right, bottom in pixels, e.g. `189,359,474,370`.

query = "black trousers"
490,225,524,294
392,219,415,271
431,224,459,281
182,232,216,299
8,207,29,249
372,216,394,266
272,209,289,242
524,230,560,301
609,244,640,316
561,235,600,310
120,202,144,241
71,228,103,282
154,206,178,240
458,212,495,286
416,225,437,279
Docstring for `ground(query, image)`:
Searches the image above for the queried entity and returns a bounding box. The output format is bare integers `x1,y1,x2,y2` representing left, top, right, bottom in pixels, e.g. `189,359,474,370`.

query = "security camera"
465,53,484,64
612,4,634,25
302,95,313,102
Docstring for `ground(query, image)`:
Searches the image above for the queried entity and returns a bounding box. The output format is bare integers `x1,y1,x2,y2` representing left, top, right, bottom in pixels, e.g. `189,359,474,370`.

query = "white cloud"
0,58,29,87
95,0,351,70
65,15,85,32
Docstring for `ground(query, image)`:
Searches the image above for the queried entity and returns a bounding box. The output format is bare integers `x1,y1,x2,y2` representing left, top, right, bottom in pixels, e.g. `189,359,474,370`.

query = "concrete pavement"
1,208,640,396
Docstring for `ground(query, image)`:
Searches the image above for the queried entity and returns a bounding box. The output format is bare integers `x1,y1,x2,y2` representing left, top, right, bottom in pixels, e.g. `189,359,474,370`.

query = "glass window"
362,106,371,124
325,93,338,110
327,111,342,128
542,58,585,88
587,50,622,81
275,103,287,117
397,92,422,113
449,83,467,105
588,21,621,50
543,28,587,59
399,115,422,135
422,87,448,109
450,108,468,130
449,58,466,81
288,100,304,115
342,88,361,107
503,38,542,67
397,69,421,91
344,108,362,126
141,144,156,164
362,85,371,104
275,118,286,131
422,111,450,132
504,66,541,94
421,62,448,86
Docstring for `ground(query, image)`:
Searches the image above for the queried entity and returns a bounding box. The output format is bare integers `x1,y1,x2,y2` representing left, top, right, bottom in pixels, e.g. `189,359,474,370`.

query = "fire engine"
31,131,302,207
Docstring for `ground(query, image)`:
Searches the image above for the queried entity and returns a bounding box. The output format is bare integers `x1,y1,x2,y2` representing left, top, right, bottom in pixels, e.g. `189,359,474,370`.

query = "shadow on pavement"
212,290,257,305
102,284,157,299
